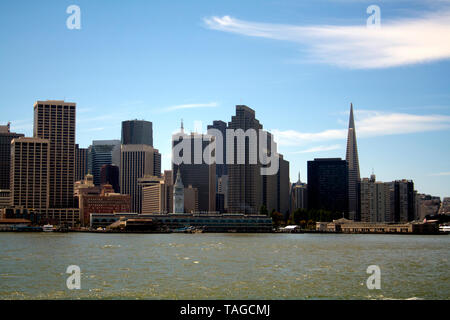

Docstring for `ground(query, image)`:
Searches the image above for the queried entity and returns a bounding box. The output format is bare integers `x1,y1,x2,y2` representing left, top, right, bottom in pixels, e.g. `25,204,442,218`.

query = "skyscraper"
34,100,76,208
307,158,348,215
10,137,50,209
291,172,308,212
100,164,120,193
172,129,216,212
346,103,360,220
90,140,120,186
121,120,153,146
120,144,161,213
0,123,24,191
227,105,263,214
207,120,228,177
75,144,89,182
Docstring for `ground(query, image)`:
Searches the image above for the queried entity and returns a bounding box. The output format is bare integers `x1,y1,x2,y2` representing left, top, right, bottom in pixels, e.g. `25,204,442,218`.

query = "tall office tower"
173,169,184,213
359,174,391,223
121,120,153,146
346,103,360,220
207,120,228,177
100,164,120,193
291,173,308,212
277,154,290,216
10,137,50,209
75,144,89,182
91,140,120,186
0,123,24,208
34,100,76,208
217,175,228,212
120,144,161,213
163,170,174,213
172,129,216,212
307,158,348,216
184,185,199,213
227,105,263,214
391,179,415,222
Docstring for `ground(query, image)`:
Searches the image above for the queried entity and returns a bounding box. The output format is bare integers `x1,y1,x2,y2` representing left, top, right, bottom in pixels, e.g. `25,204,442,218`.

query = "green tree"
260,205,268,216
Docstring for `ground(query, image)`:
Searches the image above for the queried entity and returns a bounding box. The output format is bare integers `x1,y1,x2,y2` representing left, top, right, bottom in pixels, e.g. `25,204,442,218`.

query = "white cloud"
292,144,343,154
204,10,450,68
272,111,450,146
429,172,450,176
163,102,219,112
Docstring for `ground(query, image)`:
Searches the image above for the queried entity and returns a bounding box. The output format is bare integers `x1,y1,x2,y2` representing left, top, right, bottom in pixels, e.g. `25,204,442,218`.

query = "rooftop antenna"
180,118,184,133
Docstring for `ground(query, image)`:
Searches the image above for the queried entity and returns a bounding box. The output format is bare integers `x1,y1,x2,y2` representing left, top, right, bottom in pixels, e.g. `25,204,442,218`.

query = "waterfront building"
121,120,153,146
142,177,168,214
120,144,161,213
10,137,50,209
34,100,76,208
75,144,89,182
0,123,24,191
173,169,184,213
172,127,216,212
346,103,361,221
316,217,439,234
307,158,348,215
90,212,273,233
100,164,120,193
78,184,130,226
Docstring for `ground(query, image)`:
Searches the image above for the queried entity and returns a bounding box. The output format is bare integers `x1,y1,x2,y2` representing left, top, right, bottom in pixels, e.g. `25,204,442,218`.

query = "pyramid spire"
349,103,355,129
346,102,360,220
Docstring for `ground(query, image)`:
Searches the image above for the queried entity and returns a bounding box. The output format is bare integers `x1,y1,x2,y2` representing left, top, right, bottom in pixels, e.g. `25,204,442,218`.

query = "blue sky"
1,0,449,197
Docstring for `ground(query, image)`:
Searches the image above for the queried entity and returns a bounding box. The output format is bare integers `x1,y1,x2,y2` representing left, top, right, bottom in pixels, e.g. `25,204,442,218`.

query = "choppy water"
0,233,448,299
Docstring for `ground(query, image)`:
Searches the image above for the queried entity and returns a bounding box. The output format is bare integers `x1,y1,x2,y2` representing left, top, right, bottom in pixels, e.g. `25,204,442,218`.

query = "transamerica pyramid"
346,103,360,220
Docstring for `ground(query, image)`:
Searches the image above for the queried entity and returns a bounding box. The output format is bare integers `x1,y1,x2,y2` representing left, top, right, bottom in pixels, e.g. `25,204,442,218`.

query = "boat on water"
42,224,55,232
173,226,203,233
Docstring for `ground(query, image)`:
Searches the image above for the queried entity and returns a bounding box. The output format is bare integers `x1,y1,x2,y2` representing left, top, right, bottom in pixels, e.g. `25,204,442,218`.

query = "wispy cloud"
291,144,343,154
429,172,450,176
163,102,219,112
204,9,450,69
272,111,450,146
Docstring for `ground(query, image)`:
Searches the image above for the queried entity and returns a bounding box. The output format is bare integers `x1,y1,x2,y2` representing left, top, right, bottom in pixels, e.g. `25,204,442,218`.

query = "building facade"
120,144,161,213
121,120,153,147
0,123,24,191
33,100,76,208
10,137,50,209
307,158,349,215
346,103,361,221
75,144,89,182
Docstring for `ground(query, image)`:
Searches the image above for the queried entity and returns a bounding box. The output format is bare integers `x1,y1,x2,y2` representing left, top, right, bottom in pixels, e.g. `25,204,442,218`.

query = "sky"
0,0,449,198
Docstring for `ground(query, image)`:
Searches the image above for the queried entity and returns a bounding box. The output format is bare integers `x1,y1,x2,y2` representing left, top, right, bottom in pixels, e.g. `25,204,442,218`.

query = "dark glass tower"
307,158,349,215
121,120,153,146
346,103,360,220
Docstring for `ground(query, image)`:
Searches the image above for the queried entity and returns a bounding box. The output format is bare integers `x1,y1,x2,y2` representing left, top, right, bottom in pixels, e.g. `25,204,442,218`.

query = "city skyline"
1,0,449,198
